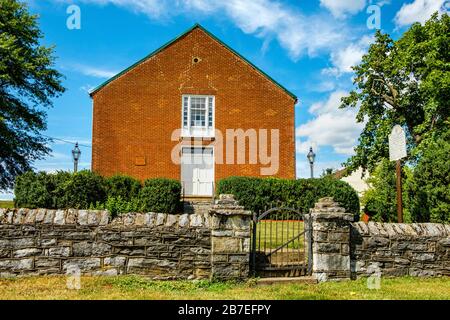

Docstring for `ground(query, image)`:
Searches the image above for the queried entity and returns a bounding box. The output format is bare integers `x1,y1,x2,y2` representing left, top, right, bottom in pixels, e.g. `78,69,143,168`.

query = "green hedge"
58,170,107,209
139,178,182,214
14,171,54,208
14,171,72,209
15,170,107,210
105,175,142,200
14,171,182,215
92,196,142,218
216,176,360,217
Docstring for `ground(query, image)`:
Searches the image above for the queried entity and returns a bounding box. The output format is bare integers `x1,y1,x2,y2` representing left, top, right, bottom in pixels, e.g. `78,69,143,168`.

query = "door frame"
180,145,215,197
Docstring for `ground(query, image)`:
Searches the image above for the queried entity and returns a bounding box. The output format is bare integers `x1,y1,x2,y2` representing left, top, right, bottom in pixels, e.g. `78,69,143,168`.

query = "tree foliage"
0,0,65,190
361,159,411,222
341,13,449,173
406,129,450,223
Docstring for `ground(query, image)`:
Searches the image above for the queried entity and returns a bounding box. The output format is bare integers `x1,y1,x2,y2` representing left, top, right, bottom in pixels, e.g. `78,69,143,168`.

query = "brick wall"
91,26,296,182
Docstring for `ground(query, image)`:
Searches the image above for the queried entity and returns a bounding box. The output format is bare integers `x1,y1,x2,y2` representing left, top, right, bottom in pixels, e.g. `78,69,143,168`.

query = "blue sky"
1,0,448,199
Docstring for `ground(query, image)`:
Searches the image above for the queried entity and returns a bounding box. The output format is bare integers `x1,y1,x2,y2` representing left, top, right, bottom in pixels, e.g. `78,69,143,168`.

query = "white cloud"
57,0,351,59
308,90,347,114
296,112,363,155
309,80,336,93
296,91,364,156
62,0,169,19
394,0,447,27
320,0,366,19
80,84,96,93
75,65,118,78
330,44,366,74
325,35,373,76
296,140,319,155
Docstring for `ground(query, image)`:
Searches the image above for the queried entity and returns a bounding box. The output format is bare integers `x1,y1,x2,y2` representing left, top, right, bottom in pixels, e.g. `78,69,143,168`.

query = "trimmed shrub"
14,171,52,208
139,178,182,214
48,171,72,208
216,176,360,217
57,170,107,209
92,196,142,218
14,170,71,209
13,171,183,214
105,174,142,200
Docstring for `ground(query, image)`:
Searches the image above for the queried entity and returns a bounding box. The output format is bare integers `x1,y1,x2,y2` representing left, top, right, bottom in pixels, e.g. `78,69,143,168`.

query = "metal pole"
310,163,314,178
307,213,313,275
396,160,403,223
251,212,257,276
74,159,78,173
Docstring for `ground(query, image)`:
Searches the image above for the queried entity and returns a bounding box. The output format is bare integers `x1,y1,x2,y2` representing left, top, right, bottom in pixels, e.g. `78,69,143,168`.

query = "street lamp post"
72,142,81,173
307,147,316,178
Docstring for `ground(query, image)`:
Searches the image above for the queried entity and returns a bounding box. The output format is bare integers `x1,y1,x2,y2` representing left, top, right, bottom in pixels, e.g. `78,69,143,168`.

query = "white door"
181,147,214,196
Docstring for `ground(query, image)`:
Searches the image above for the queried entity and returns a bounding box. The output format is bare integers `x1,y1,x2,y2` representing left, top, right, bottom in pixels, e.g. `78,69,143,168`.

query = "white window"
182,95,214,137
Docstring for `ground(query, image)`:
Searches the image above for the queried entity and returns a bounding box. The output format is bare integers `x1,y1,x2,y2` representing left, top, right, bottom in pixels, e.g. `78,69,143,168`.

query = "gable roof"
89,23,297,102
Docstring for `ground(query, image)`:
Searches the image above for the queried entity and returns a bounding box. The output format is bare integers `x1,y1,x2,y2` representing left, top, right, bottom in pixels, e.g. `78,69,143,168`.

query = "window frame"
181,94,215,138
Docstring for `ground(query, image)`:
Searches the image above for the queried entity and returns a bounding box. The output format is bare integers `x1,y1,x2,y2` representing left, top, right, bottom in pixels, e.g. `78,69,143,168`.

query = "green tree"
0,0,65,190
406,128,450,223
361,159,412,222
321,168,335,177
341,13,449,173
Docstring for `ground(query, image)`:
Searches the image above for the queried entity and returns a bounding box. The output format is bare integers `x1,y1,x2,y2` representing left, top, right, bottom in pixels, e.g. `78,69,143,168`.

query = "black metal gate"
250,207,312,277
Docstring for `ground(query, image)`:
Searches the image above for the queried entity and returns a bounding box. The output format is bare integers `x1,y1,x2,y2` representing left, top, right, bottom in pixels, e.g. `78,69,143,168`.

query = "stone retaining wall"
0,195,251,280
351,221,450,278
310,198,450,282
2,197,448,282
0,209,212,279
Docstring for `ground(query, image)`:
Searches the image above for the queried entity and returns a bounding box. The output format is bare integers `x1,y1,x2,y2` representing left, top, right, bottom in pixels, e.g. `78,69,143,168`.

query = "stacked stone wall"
0,209,211,279
310,198,450,282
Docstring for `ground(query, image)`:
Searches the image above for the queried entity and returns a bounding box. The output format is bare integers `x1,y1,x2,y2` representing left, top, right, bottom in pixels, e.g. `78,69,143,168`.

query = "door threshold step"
255,276,317,286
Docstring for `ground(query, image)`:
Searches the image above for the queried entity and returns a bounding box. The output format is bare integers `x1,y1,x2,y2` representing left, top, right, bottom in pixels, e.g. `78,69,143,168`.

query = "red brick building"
90,24,297,196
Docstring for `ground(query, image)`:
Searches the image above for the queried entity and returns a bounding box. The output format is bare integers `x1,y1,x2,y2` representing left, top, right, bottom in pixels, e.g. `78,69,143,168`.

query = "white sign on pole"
388,125,407,161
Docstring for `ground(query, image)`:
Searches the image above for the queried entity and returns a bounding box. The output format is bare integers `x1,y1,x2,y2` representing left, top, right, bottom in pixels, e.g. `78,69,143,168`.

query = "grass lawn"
257,220,305,250
0,201,14,209
0,275,448,300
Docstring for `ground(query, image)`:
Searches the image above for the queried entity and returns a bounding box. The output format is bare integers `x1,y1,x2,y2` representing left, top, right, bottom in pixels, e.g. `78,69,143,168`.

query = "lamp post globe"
72,142,81,173
307,147,316,178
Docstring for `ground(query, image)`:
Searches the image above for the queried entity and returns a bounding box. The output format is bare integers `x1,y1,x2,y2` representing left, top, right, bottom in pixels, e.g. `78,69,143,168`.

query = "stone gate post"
311,197,354,282
209,194,252,281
